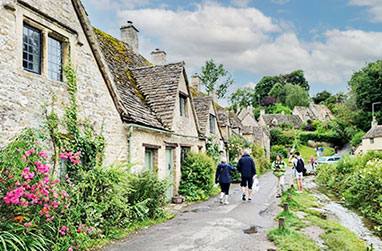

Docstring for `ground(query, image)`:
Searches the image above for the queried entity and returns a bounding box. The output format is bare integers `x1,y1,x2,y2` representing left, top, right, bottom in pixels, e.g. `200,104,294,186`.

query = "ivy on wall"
45,60,105,181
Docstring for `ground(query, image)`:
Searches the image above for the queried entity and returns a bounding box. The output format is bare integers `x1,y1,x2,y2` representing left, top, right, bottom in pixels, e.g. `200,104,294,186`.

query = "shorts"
220,183,230,195
241,176,254,189
293,168,303,179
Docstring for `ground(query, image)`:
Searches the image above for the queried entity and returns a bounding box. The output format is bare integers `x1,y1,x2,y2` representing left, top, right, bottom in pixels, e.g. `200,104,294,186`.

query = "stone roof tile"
364,125,382,139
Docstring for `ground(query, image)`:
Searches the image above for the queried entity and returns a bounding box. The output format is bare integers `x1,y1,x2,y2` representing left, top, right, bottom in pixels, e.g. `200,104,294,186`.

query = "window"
180,147,190,164
145,149,154,170
209,114,216,133
23,24,41,74
48,36,63,81
370,138,374,144
179,95,187,117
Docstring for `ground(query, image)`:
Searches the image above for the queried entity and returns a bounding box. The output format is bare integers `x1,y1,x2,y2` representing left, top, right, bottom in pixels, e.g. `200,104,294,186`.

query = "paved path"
103,169,294,251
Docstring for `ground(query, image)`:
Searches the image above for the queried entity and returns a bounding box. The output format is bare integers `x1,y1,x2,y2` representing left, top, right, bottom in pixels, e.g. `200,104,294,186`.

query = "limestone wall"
0,1,128,165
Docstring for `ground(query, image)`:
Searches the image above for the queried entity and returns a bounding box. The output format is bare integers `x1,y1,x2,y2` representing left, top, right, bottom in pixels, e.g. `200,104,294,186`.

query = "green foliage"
229,87,256,112
255,76,277,104
284,83,310,109
270,127,295,147
268,82,285,103
313,90,332,104
275,69,310,91
228,134,251,160
251,143,271,175
298,131,344,146
200,59,234,99
271,145,288,161
205,136,221,165
351,131,365,147
317,152,382,234
268,228,320,251
272,103,292,115
179,153,215,201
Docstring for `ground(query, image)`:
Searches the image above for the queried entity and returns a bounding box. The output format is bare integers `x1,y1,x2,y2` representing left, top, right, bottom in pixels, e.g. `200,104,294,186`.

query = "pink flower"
68,246,73,251
24,222,32,227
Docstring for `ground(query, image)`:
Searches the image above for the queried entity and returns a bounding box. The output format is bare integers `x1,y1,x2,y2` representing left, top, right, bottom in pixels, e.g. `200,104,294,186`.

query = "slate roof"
193,96,213,135
216,106,229,127
229,112,243,129
363,125,382,139
294,106,318,120
130,63,185,130
94,28,166,130
262,114,303,128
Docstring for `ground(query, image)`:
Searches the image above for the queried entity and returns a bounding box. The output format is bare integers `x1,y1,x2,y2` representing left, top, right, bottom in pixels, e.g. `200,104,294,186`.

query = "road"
103,169,293,251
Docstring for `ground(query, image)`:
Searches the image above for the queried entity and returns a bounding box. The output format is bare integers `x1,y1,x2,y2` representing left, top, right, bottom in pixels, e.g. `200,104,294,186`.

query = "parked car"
316,156,341,164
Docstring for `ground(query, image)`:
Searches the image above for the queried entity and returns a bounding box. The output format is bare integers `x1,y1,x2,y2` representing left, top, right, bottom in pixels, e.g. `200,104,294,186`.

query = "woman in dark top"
215,157,236,205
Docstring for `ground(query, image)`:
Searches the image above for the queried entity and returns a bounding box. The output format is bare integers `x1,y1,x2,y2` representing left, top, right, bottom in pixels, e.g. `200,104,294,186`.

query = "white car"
316,156,341,164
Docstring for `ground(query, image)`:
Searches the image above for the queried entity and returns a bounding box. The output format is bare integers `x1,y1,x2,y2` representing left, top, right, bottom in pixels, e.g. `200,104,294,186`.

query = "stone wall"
0,1,129,165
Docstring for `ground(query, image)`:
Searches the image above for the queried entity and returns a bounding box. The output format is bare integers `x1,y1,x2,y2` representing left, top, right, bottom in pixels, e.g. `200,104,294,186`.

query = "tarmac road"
103,168,293,251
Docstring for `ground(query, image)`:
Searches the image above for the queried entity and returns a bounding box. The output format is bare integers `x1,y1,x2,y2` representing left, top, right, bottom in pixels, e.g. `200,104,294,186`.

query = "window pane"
179,96,186,116
23,24,41,74
48,37,63,81
210,114,215,133
145,150,153,170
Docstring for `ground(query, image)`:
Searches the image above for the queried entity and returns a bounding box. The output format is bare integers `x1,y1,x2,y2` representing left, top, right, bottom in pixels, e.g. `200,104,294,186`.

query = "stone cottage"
259,110,303,129
293,102,334,122
355,119,382,154
0,0,129,166
238,106,258,127
94,22,205,197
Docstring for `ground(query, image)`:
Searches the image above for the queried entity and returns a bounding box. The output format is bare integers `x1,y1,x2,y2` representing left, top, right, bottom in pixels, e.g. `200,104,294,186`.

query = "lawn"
298,145,335,162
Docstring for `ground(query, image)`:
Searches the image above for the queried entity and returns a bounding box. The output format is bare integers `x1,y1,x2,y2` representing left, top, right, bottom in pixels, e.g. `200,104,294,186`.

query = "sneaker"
242,194,246,201
248,198,252,202
219,198,223,204
224,201,230,205
276,194,281,198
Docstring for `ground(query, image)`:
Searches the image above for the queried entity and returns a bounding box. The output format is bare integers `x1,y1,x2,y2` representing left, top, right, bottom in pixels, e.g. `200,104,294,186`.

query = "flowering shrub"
228,135,251,161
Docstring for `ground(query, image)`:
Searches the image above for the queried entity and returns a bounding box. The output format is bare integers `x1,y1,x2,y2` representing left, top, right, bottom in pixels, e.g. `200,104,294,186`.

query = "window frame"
47,36,63,81
209,113,216,134
145,149,154,170
370,138,374,144
23,23,42,74
179,94,187,117
180,147,190,164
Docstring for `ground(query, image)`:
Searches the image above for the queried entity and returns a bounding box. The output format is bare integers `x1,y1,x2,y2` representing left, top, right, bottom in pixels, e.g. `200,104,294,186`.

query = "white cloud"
116,1,382,88
84,0,150,10
230,0,252,7
271,0,291,5
244,82,256,88
349,0,382,22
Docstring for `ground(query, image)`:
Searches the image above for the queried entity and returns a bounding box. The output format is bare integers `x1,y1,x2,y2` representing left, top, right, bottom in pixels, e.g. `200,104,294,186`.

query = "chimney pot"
151,49,167,65
191,74,201,92
260,109,265,116
120,21,139,51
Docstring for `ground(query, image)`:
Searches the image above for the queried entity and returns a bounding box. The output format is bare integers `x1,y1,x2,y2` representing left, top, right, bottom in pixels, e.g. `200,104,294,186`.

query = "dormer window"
210,114,216,133
271,118,278,126
179,94,187,117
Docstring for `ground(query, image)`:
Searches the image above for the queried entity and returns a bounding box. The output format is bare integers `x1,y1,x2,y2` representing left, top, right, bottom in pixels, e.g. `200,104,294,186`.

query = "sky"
82,0,382,106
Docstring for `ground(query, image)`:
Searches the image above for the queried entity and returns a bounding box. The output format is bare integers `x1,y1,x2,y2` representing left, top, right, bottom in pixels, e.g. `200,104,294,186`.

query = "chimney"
211,90,218,104
191,73,201,91
120,21,139,51
260,109,265,116
151,48,166,65
372,116,378,128
281,111,285,115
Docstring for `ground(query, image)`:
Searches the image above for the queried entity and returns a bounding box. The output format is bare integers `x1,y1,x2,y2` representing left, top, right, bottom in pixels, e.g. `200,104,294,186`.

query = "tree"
272,103,292,115
200,59,234,99
275,70,310,91
313,90,332,104
268,82,286,103
284,83,310,109
254,76,277,103
229,87,256,111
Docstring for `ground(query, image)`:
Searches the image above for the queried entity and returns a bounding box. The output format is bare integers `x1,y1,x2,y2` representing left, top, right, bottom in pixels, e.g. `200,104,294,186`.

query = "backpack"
295,158,306,173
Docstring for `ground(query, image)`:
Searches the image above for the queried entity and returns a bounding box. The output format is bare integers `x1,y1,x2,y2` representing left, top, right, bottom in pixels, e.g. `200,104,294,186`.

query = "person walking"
215,157,236,205
237,149,257,202
316,147,320,157
289,152,305,193
310,155,315,171
272,154,286,198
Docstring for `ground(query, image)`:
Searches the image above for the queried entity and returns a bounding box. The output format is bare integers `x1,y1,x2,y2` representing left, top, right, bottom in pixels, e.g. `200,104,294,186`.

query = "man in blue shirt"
237,149,257,202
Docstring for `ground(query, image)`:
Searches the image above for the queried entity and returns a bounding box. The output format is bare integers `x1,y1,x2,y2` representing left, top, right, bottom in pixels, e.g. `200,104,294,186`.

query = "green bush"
351,131,365,147
271,145,289,161
251,143,271,175
179,153,215,201
229,161,241,183
298,131,345,146
270,127,295,147
316,152,382,233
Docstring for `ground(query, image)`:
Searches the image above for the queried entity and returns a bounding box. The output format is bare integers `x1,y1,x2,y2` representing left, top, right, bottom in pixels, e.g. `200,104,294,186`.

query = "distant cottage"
293,102,334,122
259,110,303,129
356,117,382,154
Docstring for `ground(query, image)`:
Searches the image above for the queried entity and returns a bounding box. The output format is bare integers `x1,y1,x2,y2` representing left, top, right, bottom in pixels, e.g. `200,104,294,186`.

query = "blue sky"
82,0,382,105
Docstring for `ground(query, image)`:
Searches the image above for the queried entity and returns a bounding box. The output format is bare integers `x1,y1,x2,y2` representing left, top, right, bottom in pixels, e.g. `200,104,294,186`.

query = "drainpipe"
128,125,133,164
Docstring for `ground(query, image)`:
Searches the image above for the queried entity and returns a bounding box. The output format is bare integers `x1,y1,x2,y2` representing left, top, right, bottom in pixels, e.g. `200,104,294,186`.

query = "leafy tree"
200,59,234,99
275,70,310,91
284,83,310,109
229,87,255,111
261,96,277,107
313,90,332,104
255,76,277,103
268,82,285,103
272,103,292,115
